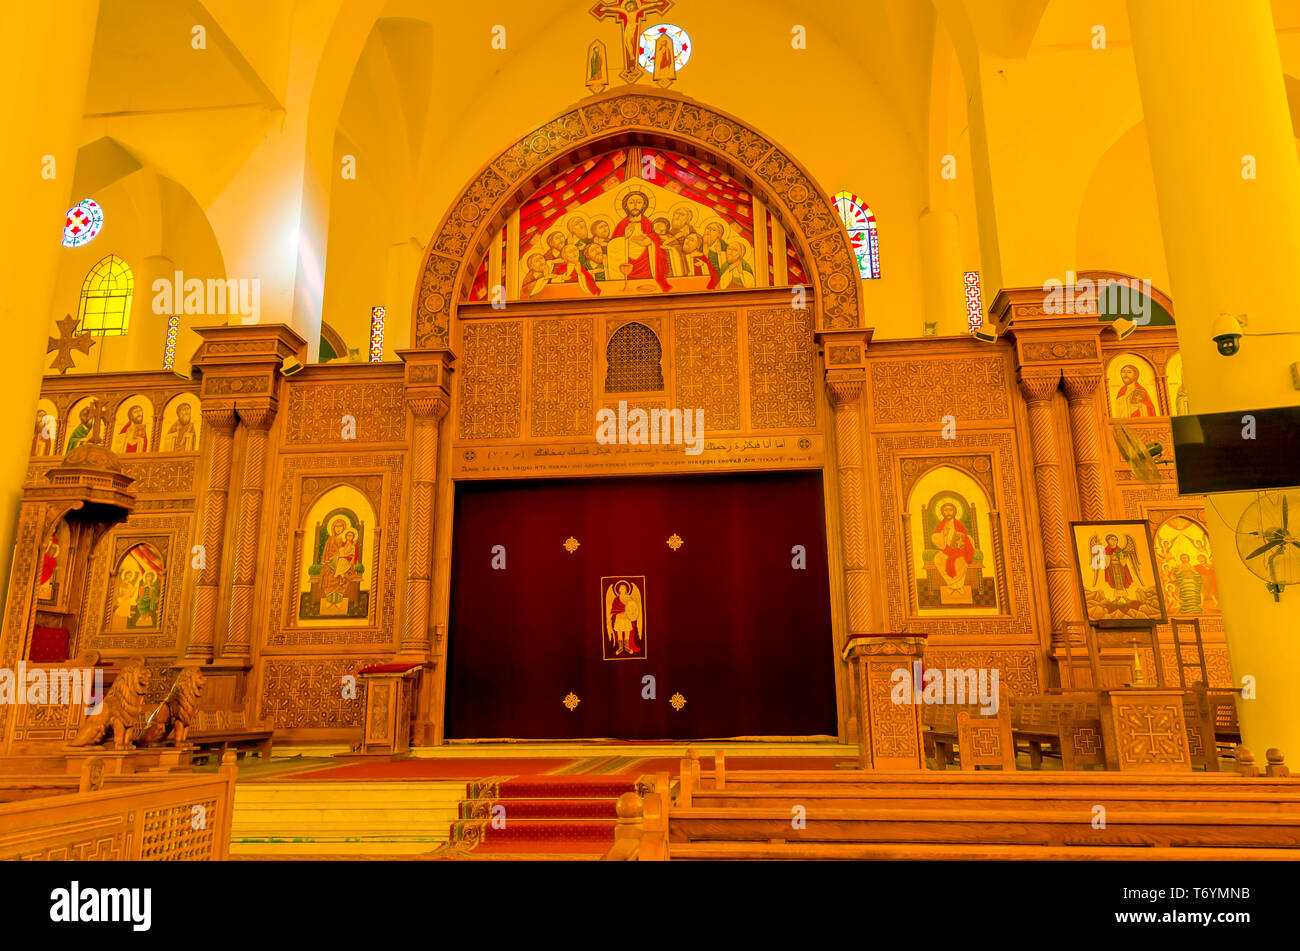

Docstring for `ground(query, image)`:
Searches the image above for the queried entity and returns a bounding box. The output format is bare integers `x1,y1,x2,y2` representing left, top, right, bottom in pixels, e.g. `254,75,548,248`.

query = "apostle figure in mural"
116,404,149,453
1115,364,1157,417
554,244,600,295
716,239,756,289
523,254,551,298
602,576,646,660
303,512,368,619
679,233,718,286
66,404,94,453
165,401,196,451
32,411,55,456
611,187,672,292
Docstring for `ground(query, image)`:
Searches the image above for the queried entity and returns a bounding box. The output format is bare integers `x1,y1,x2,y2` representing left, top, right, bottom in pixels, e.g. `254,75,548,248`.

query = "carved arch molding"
412,88,865,348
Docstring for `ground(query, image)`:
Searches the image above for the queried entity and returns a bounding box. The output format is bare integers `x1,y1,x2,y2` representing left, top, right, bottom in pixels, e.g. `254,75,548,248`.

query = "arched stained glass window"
77,254,133,336
833,191,880,279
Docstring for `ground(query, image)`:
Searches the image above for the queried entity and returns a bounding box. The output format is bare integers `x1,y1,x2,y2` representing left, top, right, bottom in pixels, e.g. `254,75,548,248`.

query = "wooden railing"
0,753,238,860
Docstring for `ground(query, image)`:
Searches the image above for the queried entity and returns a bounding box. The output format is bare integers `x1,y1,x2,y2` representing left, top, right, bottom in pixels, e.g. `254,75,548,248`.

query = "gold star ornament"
669,692,686,711
667,533,683,551
47,315,96,374
563,692,581,711
563,536,581,553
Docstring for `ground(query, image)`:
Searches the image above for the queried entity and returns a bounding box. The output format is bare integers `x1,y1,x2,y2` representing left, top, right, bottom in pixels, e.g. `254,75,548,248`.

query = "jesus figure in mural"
931,501,976,595
611,189,673,292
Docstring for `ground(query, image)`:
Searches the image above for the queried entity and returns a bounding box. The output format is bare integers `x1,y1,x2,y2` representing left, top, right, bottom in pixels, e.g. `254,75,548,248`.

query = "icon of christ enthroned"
602,576,646,660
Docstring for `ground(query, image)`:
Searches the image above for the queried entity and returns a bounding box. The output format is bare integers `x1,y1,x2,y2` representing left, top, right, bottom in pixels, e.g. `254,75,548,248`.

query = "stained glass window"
965,271,984,334
369,306,386,362
63,198,104,248
162,314,180,369
637,23,692,71
832,191,880,279
77,255,133,336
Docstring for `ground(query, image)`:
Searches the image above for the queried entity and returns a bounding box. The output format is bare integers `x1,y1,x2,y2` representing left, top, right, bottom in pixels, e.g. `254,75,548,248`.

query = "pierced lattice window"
604,322,663,392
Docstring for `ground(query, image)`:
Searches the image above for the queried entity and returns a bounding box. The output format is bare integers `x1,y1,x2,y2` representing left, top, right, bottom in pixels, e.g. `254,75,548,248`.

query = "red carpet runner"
444,776,638,857
438,757,848,858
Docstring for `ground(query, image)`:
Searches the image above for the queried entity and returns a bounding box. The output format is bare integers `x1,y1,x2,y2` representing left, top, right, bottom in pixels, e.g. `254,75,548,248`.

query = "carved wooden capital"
236,405,276,430
409,395,451,421
826,368,866,406
201,407,239,436
1017,371,1061,404
1061,369,1103,401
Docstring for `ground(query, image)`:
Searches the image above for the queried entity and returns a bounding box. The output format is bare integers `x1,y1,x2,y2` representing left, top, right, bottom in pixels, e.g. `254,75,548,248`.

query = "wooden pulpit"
350,663,424,758
842,634,928,770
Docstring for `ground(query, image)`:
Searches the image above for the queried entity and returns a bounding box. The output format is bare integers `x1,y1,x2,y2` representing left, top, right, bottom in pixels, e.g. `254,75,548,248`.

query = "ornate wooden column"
818,330,874,741
1016,368,1076,642
397,350,454,659
222,404,276,661
1062,368,1107,520
397,350,454,658
187,406,237,662
188,324,306,665
398,350,454,747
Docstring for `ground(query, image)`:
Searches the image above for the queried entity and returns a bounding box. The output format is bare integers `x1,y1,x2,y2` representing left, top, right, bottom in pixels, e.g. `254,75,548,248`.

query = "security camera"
1211,313,1243,356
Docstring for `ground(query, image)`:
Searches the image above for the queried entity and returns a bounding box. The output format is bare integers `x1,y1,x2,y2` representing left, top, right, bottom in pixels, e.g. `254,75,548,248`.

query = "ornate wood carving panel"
673,309,741,432
529,318,593,438
285,381,408,445
458,321,523,440
746,307,816,429
870,356,1010,426
259,657,389,729
922,648,1041,697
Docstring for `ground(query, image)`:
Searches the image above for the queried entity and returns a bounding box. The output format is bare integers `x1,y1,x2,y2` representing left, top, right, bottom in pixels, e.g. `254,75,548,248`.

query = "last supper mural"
465,146,808,303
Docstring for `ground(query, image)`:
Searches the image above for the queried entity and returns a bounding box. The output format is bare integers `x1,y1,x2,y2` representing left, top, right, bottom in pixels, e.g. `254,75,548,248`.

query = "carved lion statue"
139,667,206,747
69,657,150,750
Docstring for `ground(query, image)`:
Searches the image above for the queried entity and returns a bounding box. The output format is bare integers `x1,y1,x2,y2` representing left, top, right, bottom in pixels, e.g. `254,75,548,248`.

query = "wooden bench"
1010,693,1104,770
607,752,1300,860
188,710,273,765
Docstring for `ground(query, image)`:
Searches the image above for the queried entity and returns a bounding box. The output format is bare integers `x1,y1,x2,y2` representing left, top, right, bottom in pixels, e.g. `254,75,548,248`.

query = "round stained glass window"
637,23,692,72
63,198,104,248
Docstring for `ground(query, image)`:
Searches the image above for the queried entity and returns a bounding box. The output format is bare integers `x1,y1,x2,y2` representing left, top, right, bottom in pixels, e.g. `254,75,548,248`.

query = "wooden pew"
607,752,1300,860
188,709,273,765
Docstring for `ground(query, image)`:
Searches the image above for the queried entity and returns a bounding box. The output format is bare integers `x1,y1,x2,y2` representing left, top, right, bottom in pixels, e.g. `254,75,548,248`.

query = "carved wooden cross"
589,0,674,83
47,314,96,374
87,397,114,446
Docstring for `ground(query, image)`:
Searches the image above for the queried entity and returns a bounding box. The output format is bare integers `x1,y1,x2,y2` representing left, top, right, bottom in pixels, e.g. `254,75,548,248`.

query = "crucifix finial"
47,314,96,375
589,0,675,84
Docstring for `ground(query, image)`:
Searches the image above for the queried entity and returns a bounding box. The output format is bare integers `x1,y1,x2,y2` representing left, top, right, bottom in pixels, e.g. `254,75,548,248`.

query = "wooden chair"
1057,712,1107,770
956,706,1017,771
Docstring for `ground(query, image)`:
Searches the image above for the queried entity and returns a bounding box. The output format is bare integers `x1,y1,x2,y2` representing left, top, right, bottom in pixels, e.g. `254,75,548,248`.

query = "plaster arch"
412,87,867,350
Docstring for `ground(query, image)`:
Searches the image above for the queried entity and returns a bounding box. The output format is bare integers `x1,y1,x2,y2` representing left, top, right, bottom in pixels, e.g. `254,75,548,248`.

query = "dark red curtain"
445,471,837,739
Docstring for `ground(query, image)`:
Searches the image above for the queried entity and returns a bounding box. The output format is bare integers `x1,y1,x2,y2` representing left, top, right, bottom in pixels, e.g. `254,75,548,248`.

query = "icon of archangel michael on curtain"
602,576,646,660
